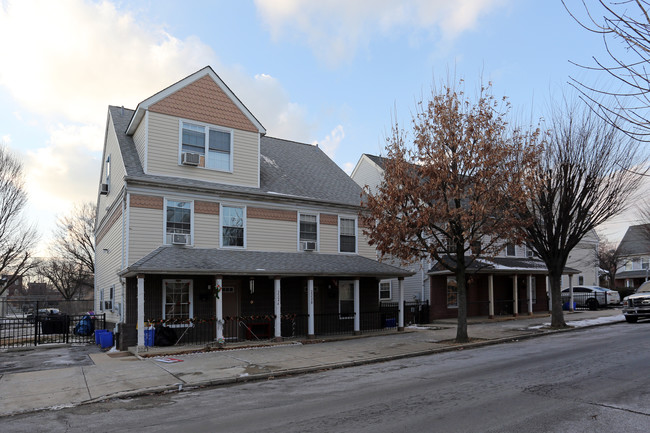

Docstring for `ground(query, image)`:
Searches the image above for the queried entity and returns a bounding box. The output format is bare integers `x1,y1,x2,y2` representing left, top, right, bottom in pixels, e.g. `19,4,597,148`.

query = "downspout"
121,191,129,323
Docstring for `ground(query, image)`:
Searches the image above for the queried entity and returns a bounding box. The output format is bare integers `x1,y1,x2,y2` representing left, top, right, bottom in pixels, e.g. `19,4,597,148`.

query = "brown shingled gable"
148,74,258,133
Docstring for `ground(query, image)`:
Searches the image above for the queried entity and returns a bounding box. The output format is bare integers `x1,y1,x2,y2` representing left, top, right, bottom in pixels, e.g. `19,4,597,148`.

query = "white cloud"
255,0,507,66
342,161,355,175
316,125,345,159
1,134,10,144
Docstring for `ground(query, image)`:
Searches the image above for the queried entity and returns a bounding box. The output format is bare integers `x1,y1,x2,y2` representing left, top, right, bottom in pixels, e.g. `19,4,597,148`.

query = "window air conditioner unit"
302,241,317,251
100,183,109,195
172,233,189,245
182,152,200,166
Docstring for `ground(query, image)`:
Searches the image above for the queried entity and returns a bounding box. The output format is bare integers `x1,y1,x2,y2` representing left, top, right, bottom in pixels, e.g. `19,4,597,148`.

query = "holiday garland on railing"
145,313,301,326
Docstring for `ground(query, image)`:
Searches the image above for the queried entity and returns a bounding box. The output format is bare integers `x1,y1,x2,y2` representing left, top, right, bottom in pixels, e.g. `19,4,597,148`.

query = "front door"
222,279,240,340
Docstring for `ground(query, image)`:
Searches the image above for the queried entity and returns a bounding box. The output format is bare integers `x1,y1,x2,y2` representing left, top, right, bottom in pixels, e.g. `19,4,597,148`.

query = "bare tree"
362,81,540,342
0,145,39,296
521,102,645,328
564,0,650,141
598,239,625,289
37,259,91,301
50,202,95,275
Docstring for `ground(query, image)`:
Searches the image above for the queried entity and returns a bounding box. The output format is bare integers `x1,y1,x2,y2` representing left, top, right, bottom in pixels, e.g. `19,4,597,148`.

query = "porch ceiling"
428,256,581,276
119,246,414,278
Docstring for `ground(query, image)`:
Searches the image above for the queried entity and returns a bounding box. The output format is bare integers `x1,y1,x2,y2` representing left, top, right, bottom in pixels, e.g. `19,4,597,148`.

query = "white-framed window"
180,121,233,172
299,213,318,251
165,199,192,244
525,245,534,258
447,276,458,308
625,260,633,271
339,280,354,318
99,287,114,312
505,243,516,257
643,258,649,270
578,276,584,285
379,280,392,300
162,279,193,322
221,205,245,247
339,217,357,253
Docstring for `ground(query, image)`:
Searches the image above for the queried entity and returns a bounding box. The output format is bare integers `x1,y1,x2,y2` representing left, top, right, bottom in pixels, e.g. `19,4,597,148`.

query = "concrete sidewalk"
0,309,625,417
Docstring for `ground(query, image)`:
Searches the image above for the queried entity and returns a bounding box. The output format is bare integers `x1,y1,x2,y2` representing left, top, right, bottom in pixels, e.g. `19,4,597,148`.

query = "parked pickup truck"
622,281,650,323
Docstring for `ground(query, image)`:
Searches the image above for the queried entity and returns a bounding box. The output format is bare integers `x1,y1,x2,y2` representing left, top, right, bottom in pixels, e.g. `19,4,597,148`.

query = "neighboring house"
351,154,430,303
95,67,411,350
561,230,600,288
615,224,650,289
352,153,584,319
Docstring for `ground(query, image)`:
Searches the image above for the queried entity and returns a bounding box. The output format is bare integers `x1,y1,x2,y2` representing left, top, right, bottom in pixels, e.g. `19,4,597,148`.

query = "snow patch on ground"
527,314,625,330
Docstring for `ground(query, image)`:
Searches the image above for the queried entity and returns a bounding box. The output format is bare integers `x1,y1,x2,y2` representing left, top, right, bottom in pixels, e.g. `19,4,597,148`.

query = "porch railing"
142,308,410,347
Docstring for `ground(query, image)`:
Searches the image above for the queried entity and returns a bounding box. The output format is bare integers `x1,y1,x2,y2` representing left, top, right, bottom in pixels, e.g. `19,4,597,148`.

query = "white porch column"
137,274,145,349
216,276,223,341
307,278,315,338
513,276,519,317
353,279,360,334
488,274,494,319
398,277,405,331
527,274,534,316
568,274,574,312
274,277,282,341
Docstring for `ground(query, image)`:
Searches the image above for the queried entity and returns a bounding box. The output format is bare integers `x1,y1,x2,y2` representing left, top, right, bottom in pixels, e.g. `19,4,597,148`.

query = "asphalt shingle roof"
617,224,650,255
428,256,580,275
108,106,362,207
120,247,413,278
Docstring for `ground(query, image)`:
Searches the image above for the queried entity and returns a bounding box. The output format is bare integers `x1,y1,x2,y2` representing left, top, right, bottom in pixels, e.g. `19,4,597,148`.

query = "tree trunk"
455,265,469,342
548,266,567,328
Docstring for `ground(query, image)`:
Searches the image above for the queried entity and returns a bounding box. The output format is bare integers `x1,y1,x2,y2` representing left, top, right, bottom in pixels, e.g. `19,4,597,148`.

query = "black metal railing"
379,300,430,325
140,308,409,347
0,311,105,348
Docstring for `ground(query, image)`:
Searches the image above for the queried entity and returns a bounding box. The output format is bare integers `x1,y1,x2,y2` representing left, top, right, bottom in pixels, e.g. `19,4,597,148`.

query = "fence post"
33,301,39,346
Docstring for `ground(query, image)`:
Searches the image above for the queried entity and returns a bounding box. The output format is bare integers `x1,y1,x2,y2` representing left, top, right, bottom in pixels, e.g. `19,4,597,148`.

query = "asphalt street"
2,322,648,433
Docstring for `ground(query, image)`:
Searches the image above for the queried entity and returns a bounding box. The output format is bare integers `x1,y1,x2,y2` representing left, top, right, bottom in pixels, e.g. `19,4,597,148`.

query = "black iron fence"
379,300,429,325
1,299,102,348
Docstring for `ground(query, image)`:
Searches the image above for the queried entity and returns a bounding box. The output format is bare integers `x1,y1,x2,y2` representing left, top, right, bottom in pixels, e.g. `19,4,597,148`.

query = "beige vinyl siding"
97,112,127,223
133,115,147,171
247,218,297,252
128,206,164,264
95,214,123,322
319,223,338,254
194,213,219,248
146,111,259,187
358,230,377,260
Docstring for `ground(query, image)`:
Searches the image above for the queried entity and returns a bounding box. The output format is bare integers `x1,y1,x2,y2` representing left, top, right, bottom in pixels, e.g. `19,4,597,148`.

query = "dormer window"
180,121,232,172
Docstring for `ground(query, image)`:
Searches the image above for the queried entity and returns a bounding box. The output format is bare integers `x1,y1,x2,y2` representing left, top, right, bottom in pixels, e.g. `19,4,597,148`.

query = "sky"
0,0,646,255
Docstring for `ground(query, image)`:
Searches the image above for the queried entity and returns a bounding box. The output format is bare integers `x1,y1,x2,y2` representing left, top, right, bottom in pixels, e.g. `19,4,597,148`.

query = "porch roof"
119,246,414,278
428,256,580,276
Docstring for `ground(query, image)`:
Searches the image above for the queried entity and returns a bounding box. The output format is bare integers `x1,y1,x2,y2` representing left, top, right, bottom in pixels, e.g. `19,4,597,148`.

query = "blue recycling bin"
144,328,155,347
95,329,107,345
385,318,396,328
99,331,113,348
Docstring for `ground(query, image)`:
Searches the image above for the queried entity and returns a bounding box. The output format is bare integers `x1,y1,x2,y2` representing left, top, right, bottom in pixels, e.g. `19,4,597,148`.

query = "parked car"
622,281,650,323
25,308,61,323
560,286,620,310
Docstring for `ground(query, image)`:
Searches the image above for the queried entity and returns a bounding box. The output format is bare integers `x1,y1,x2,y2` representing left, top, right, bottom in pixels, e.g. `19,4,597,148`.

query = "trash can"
562,301,576,311
41,314,70,334
385,318,396,328
99,331,113,349
95,329,108,345
144,328,155,347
